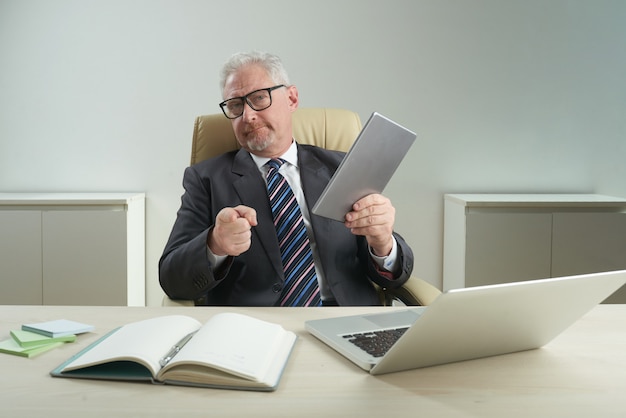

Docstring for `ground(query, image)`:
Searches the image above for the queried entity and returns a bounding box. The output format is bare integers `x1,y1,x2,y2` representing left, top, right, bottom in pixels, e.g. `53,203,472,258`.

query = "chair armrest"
161,294,194,307
381,275,442,306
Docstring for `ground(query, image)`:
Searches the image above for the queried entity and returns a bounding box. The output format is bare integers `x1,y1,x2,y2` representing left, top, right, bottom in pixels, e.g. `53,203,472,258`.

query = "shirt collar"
250,140,299,170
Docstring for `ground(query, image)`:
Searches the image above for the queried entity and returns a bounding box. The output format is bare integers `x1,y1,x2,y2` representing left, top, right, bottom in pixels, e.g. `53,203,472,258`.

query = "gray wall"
2,0,625,306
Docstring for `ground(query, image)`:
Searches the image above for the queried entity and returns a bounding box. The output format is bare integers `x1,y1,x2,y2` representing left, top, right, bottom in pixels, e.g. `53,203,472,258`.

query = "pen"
159,331,197,367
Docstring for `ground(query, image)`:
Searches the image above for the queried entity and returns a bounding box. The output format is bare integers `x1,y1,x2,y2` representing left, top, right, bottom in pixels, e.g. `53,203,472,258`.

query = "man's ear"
287,85,299,111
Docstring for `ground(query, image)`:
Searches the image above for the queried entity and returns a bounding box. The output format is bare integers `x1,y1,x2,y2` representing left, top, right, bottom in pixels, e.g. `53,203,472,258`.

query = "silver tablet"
311,112,416,221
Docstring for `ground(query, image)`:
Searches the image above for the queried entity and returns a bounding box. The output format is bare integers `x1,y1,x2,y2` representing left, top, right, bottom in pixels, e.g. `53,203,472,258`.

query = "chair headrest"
190,108,362,165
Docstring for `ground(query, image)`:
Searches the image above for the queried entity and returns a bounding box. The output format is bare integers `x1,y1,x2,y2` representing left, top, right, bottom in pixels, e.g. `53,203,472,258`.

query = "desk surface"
1,305,626,418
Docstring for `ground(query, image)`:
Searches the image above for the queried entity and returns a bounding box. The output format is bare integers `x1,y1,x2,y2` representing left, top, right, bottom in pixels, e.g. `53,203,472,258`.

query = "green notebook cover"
11,330,77,348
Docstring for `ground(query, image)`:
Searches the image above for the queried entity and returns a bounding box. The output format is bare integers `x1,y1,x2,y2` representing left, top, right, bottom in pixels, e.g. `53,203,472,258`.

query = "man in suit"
159,51,414,306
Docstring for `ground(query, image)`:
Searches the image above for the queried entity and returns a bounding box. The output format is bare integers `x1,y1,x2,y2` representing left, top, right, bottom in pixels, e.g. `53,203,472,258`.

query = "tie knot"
266,158,286,171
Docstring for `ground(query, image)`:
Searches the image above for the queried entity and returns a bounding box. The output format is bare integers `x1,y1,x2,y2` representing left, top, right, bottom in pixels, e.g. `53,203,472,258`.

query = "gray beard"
245,138,272,152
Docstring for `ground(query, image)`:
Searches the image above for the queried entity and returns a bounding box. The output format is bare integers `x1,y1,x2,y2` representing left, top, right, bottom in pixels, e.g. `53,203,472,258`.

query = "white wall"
1,0,625,306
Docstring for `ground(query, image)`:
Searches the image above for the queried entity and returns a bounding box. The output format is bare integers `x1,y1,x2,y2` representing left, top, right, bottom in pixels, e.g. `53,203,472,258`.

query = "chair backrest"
190,108,362,165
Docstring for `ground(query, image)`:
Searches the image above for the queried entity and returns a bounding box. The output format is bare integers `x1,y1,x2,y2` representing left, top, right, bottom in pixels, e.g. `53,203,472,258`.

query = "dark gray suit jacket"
159,144,414,306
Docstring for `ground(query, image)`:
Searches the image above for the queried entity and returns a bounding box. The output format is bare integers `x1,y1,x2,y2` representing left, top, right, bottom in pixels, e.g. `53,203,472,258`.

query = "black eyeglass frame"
218,84,286,119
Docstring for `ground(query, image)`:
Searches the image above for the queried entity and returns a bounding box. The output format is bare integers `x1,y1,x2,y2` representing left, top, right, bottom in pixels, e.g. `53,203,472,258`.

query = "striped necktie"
266,159,321,307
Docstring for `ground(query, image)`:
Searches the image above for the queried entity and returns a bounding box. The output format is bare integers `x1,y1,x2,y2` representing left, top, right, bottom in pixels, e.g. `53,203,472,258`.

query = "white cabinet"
0,193,145,306
443,194,626,303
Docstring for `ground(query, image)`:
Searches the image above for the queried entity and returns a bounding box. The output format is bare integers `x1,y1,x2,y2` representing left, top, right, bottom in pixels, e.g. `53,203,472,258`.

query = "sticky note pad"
22,319,94,338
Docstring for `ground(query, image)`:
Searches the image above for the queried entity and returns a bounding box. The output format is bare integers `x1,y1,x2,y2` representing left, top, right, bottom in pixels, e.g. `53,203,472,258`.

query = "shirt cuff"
369,237,399,273
207,245,229,270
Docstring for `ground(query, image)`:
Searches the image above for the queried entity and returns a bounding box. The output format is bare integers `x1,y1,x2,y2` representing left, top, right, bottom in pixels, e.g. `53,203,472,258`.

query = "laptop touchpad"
363,309,423,328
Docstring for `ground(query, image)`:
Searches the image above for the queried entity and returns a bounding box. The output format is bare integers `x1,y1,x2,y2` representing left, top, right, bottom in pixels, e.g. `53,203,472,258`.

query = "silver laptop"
305,270,626,375
311,112,416,222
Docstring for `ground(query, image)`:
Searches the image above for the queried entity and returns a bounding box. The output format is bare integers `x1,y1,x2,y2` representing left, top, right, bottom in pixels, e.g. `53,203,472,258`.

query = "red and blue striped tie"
266,159,321,307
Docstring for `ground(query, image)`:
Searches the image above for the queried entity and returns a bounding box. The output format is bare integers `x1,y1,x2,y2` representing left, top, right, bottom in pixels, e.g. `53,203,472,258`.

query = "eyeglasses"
219,85,286,119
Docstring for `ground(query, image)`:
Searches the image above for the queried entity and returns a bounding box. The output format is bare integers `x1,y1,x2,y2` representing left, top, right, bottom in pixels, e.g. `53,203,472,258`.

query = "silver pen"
159,331,197,367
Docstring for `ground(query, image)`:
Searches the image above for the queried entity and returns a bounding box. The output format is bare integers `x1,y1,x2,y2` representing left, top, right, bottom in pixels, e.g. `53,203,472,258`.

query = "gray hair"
219,51,291,96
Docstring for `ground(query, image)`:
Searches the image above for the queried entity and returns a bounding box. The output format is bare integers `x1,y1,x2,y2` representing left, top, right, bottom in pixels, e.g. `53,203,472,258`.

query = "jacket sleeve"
159,165,221,301
365,232,414,289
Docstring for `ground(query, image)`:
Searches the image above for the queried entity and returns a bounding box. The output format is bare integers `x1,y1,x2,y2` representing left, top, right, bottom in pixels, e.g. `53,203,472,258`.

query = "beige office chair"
164,108,441,307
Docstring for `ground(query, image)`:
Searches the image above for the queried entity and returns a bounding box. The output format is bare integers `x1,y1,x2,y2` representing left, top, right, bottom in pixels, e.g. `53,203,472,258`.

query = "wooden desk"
1,305,626,417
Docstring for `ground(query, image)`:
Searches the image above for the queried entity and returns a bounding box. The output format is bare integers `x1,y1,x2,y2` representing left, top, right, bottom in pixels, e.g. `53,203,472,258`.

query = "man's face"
222,64,298,158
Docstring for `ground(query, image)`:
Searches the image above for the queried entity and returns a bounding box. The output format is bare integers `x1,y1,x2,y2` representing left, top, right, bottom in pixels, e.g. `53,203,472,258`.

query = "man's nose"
241,101,258,121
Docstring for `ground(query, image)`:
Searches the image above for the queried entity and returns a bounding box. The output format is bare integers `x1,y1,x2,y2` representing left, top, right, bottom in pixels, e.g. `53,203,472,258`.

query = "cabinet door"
552,212,626,303
0,211,42,304
465,212,553,287
42,210,127,305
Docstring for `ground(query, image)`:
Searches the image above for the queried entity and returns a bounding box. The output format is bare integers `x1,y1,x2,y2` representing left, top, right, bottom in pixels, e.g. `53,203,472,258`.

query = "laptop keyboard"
343,327,409,358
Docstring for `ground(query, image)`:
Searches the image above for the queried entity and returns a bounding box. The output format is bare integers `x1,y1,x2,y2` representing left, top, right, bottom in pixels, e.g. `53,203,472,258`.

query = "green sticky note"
0,338,65,358
10,329,77,348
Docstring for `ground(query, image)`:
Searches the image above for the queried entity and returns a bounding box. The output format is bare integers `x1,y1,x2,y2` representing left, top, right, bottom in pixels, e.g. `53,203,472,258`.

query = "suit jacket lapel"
231,149,284,279
299,149,328,210
298,144,338,241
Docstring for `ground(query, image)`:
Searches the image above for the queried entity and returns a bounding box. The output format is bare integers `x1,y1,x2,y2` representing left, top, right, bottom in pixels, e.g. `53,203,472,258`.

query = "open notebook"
305,270,626,375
